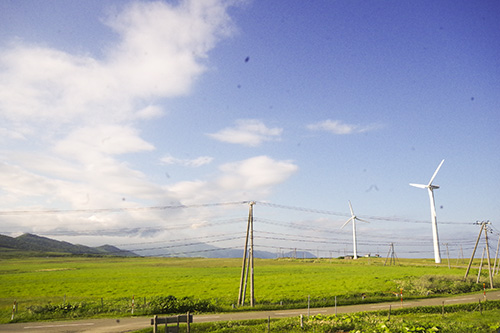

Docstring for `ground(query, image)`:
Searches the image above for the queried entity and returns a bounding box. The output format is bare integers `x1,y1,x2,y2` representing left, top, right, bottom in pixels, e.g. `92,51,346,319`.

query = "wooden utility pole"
493,234,500,275
445,243,451,269
464,221,494,289
483,223,494,289
384,243,397,266
464,222,485,280
238,201,255,307
249,201,255,307
237,206,250,306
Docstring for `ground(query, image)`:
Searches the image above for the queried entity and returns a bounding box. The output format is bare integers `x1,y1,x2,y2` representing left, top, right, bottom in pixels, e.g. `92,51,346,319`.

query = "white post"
334,296,337,316
11,300,16,321
307,295,310,317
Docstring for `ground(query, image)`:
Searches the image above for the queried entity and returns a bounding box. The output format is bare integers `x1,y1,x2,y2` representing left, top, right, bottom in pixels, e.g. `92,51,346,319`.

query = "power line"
129,235,245,253
254,201,472,225
152,245,243,257
37,217,246,236
0,200,479,226
0,201,250,215
116,232,246,247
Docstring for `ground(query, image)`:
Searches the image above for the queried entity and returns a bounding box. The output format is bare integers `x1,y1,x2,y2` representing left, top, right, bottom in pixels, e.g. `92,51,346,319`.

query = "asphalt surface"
1,290,499,332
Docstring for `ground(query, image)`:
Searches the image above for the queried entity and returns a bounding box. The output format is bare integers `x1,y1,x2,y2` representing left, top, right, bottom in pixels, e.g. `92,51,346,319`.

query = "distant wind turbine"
410,159,445,264
341,201,370,259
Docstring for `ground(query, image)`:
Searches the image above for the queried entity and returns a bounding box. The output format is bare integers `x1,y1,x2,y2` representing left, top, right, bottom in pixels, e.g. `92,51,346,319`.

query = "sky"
1,0,499,260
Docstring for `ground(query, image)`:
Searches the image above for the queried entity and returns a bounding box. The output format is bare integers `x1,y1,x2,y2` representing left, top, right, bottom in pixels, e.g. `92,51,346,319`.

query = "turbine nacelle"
409,183,440,190
341,217,354,229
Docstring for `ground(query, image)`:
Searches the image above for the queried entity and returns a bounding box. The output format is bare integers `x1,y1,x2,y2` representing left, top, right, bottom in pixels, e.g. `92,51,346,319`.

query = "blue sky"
0,0,499,259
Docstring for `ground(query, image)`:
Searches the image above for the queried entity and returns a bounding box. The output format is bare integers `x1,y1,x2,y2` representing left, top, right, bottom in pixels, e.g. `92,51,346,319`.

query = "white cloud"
161,154,214,167
307,119,380,135
105,0,236,99
0,127,28,141
136,105,165,120
54,125,155,160
0,162,59,199
208,119,283,146
167,156,298,203
218,155,297,190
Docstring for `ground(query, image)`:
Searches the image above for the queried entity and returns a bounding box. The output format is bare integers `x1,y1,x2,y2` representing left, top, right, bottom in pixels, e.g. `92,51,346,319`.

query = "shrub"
27,302,81,315
395,275,483,296
148,295,219,314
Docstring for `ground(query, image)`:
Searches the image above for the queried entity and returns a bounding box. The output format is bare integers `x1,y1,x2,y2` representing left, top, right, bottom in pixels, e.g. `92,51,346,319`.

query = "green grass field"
0,256,496,323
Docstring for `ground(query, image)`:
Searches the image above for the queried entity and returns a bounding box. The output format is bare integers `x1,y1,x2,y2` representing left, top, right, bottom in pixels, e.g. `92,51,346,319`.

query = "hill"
0,233,137,257
0,233,315,259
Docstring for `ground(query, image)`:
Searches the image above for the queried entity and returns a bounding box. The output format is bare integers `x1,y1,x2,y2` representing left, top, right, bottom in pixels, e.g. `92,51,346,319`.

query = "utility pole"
237,201,255,307
483,223,494,289
384,243,397,266
464,221,486,280
493,233,500,275
445,243,451,269
464,221,494,289
249,202,255,307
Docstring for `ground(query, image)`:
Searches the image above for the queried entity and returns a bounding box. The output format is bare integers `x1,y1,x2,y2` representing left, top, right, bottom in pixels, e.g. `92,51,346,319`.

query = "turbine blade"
356,217,370,223
341,217,354,229
348,200,354,216
428,159,444,186
409,183,427,189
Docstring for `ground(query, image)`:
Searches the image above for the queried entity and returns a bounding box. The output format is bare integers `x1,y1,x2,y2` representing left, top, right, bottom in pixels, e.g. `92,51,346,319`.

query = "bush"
395,275,484,296
148,295,219,314
27,302,82,315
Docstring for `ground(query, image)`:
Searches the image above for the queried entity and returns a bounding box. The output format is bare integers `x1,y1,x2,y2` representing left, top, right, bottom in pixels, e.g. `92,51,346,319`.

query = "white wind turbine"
341,201,370,259
410,159,445,264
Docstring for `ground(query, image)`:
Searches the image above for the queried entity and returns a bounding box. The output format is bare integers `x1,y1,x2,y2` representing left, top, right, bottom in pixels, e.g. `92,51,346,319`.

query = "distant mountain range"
0,233,317,259
0,233,137,257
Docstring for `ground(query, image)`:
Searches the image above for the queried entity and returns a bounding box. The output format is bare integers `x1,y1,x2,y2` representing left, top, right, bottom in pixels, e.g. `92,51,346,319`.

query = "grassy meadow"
0,256,496,323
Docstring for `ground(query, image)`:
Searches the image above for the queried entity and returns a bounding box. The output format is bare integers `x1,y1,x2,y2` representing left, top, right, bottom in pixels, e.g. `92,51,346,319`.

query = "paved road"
2,290,499,333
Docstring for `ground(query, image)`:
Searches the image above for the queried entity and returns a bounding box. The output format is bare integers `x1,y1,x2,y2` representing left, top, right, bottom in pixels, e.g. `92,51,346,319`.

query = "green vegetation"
0,256,497,324
135,301,500,332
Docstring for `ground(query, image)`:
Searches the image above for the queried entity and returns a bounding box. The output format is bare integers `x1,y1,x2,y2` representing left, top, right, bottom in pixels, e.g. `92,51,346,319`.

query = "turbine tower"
341,201,370,259
410,159,444,264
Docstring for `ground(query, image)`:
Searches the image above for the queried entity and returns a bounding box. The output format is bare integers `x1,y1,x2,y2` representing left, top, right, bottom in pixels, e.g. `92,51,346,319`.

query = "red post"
483,283,486,299
11,300,16,320
400,288,403,307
